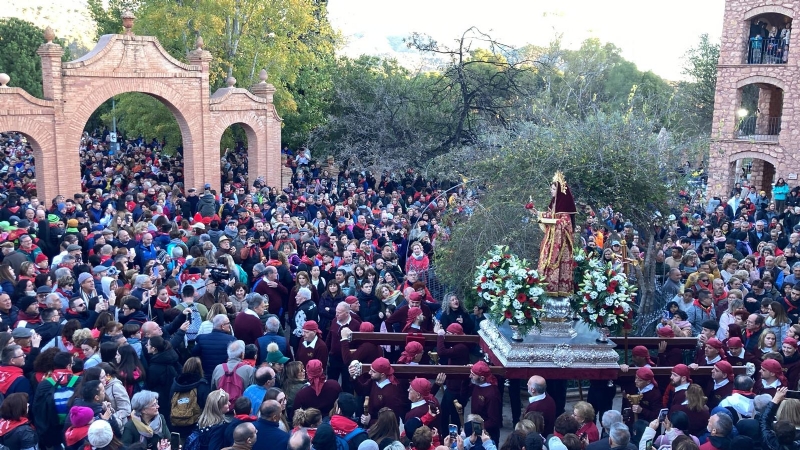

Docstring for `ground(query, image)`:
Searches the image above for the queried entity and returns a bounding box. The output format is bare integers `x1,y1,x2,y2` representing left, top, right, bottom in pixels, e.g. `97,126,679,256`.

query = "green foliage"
86,0,142,40
676,34,719,133
0,17,72,99
432,108,687,301
99,93,182,151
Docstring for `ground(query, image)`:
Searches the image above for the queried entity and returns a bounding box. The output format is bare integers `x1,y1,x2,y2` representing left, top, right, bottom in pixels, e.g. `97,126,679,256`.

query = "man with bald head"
222,422,257,450
243,366,275,416
288,429,310,450
525,375,556,436
253,400,289,450
133,232,158,272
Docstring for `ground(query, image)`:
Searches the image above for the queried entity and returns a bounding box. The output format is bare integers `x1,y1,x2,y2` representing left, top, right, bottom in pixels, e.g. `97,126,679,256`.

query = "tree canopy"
0,17,71,99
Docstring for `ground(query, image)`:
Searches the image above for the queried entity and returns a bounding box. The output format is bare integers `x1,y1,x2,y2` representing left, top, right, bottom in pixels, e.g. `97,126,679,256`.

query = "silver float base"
478,318,620,369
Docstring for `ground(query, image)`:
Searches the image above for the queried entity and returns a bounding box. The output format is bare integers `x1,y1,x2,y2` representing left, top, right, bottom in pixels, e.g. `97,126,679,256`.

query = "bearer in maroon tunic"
780,337,800,391
469,361,502,444
754,358,787,397
434,323,470,430
352,357,408,427
706,361,734,410
725,337,760,371
296,321,329,369
385,292,433,332
340,322,384,366
656,326,683,366
691,338,725,367
405,378,439,424
631,367,662,422
293,359,342,416
667,364,692,412
525,375,556,436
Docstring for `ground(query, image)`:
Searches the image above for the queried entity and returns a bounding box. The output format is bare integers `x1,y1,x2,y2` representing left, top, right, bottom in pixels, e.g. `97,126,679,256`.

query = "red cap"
706,338,724,351
727,337,743,348
632,346,654,365
302,320,322,337
35,253,48,264
672,364,691,382
359,322,375,332
714,361,734,381
656,326,675,337
783,337,798,349
408,292,423,303
446,323,464,335
398,341,423,364
371,357,397,384
762,358,783,375
410,378,434,402
306,359,326,396
471,361,497,385
345,296,358,305
636,367,655,382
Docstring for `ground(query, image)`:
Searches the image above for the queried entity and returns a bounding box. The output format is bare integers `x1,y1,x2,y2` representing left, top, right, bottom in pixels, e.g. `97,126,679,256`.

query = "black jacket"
0,419,38,450
146,348,182,424
760,401,800,450
356,292,382,329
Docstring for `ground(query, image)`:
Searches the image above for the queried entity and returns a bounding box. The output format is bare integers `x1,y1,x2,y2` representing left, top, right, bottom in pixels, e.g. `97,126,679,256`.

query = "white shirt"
410,399,426,409
303,336,318,349
705,355,722,365
761,378,781,389
639,384,654,394
713,379,730,390
376,378,390,389
528,393,546,403
674,383,690,392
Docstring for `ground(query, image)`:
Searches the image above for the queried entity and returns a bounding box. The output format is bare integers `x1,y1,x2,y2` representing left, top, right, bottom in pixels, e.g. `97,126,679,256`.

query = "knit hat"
312,423,336,450
17,296,38,313
35,253,48,264
656,326,675,337
265,342,289,364
714,360,734,381
470,361,497,386
782,337,798,348
410,377,434,403
345,295,358,305
446,323,464,335
67,219,78,228
358,440,379,450
47,214,59,224
306,359,326,396
77,272,93,285
70,406,94,428
398,341,423,364
672,364,691,382
87,420,113,448
359,322,374,332
371,357,397,384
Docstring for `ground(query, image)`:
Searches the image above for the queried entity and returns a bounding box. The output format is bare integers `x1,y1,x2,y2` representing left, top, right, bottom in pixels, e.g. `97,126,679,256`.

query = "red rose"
524,310,532,318
490,261,499,269
517,293,527,302
504,310,512,319
481,276,487,283
606,285,615,294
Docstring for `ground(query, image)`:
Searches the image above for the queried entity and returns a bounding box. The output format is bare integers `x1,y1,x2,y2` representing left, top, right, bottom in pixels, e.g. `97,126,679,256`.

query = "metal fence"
735,116,781,141
746,37,789,64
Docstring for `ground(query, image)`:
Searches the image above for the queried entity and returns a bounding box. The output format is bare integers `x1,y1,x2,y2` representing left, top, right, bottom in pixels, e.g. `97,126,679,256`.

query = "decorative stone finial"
44,26,55,44
121,10,135,36
0,73,9,88
226,76,236,87
195,35,204,50
259,69,268,83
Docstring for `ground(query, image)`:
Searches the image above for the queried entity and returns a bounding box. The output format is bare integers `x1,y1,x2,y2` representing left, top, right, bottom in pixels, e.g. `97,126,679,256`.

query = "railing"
734,116,781,141
746,37,789,64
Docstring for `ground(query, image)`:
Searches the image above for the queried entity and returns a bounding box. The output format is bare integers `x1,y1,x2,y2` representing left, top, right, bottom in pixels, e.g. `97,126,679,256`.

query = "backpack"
171,388,201,427
184,426,212,450
51,375,79,424
32,374,79,444
217,362,246,410
335,427,367,450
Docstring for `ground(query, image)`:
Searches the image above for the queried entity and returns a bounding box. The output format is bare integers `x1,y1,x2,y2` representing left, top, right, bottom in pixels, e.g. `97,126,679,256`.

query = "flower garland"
575,259,636,334
474,245,547,334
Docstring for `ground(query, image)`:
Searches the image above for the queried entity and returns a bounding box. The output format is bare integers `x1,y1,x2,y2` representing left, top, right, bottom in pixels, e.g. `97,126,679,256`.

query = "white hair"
227,340,245,359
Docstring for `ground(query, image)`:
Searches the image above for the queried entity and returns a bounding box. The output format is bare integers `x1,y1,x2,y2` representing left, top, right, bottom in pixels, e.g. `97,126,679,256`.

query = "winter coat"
105,377,132,426
0,418,37,450
145,348,182,424
121,413,171,449
191,329,236,382
198,193,217,218
356,292,382,329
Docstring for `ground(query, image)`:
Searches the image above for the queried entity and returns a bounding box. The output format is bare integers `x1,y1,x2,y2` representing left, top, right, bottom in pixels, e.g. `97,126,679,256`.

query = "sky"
327,0,726,81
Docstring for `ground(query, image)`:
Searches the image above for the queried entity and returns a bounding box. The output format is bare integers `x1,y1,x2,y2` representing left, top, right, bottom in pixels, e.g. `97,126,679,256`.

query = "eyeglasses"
12,354,25,360
74,303,86,308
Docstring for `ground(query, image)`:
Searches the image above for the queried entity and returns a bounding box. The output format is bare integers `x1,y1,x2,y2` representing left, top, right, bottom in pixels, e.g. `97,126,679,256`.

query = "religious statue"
530,172,577,297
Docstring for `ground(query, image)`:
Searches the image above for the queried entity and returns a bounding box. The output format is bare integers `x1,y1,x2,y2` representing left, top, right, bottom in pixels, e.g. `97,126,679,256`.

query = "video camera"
208,265,231,283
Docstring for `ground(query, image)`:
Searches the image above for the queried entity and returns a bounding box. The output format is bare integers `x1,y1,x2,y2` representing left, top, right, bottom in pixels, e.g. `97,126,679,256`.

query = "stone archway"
0,15,281,202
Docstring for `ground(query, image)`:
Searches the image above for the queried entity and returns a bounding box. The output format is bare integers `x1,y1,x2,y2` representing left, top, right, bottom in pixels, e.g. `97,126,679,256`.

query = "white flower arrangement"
574,259,636,334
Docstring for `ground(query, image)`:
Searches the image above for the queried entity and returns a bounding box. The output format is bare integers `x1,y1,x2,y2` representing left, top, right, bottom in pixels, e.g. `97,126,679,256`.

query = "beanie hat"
77,272,93,285
35,253,48,264
69,406,94,428
87,419,113,448
67,219,78,228
17,296,37,313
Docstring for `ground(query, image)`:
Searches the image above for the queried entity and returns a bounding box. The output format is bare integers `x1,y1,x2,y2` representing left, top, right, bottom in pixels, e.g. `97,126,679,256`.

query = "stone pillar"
249,69,281,188
36,28,64,101
186,36,213,192
750,159,766,191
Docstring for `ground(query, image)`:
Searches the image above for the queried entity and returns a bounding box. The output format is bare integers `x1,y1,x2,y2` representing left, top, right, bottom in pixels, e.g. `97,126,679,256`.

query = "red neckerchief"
153,297,171,310
234,414,257,422
242,359,256,367
20,346,31,355
732,390,754,398
693,299,712,315
745,329,755,338
0,417,30,437
0,366,24,394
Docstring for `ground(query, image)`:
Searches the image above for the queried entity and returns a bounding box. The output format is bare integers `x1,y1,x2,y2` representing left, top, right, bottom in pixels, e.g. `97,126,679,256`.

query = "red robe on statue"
537,211,575,297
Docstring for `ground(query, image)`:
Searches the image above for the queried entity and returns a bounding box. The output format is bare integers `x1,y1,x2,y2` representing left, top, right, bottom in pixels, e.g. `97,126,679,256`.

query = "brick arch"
209,110,269,182
744,5,794,21
0,116,53,198
64,79,196,154
735,75,787,91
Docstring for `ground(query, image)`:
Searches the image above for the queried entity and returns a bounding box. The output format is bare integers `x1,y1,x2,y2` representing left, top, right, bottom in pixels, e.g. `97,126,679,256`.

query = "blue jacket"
192,329,236,381
256,333,287,364
253,418,289,450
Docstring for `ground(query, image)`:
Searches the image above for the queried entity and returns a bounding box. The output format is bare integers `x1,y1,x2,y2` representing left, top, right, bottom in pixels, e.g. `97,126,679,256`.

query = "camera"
208,265,231,282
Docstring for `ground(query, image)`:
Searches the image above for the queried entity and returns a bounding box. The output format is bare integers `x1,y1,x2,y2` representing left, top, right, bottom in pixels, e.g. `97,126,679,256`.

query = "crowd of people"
0,127,797,450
